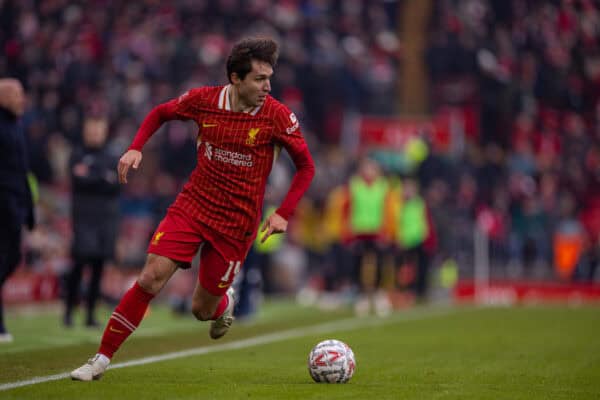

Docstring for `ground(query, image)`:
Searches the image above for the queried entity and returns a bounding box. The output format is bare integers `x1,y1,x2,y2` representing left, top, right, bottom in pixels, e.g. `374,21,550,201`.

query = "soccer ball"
308,339,356,383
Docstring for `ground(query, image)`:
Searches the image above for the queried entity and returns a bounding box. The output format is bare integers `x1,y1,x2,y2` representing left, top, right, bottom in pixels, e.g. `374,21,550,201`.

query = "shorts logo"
217,282,230,289
246,128,260,145
152,231,165,245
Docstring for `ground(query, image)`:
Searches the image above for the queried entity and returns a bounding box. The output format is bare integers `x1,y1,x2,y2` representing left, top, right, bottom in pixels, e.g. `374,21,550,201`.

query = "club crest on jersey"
246,128,260,145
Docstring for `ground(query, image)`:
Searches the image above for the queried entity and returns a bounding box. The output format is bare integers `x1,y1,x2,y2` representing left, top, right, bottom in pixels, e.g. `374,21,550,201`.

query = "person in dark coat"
0,78,34,343
64,116,120,327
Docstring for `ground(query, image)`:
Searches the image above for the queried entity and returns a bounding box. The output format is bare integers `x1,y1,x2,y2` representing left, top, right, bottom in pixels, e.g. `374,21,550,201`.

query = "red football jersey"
164,85,312,241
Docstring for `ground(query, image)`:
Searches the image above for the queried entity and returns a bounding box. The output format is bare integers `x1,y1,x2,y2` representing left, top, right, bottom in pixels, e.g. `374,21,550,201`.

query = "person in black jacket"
0,78,35,343
64,115,120,327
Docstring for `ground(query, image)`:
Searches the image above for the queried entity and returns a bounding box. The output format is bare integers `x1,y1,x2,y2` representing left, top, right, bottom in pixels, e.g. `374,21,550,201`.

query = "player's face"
235,60,273,108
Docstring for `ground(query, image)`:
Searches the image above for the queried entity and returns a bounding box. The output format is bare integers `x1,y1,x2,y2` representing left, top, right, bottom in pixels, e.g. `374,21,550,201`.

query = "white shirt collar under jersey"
218,84,262,116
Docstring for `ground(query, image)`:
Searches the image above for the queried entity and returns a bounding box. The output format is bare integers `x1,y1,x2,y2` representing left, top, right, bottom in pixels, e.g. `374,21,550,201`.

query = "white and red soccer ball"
308,339,356,383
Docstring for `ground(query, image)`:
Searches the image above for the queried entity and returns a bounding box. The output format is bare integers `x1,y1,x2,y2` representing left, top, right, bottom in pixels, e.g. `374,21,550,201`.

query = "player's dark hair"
226,37,279,83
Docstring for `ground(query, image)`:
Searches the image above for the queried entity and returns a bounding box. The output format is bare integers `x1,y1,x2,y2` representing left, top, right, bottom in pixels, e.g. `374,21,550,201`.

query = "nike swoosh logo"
109,326,125,334
202,122,218,128
217,282,229,288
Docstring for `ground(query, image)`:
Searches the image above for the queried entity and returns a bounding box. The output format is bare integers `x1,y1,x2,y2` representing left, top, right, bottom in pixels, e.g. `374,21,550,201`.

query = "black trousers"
399,244,429,300
0,224,22,334
64,256,105,324
351,239,384,292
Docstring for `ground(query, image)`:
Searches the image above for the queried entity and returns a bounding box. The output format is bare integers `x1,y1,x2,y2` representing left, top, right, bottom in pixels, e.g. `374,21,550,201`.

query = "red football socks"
210,294,229,320
98,282,155,359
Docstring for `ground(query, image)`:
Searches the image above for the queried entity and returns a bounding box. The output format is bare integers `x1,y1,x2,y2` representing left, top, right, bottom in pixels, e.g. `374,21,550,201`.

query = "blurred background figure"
235,205,284,321
63,115,120,328
343,157,392,316
0,78,35,342
393,177,435,302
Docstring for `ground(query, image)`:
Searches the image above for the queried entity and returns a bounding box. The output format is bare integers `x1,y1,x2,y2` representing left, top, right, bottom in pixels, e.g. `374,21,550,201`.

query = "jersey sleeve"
128,100,179,151
272,105,316,220
128,88,205,151
173,87,206,120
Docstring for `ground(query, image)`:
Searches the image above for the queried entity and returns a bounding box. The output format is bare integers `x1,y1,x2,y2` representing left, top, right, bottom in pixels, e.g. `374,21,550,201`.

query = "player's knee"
191,301,213,321
137,267,163,295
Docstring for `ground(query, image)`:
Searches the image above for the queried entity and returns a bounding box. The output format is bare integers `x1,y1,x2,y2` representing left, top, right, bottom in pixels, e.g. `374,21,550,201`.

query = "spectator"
63,115,120,328
0,78,35,343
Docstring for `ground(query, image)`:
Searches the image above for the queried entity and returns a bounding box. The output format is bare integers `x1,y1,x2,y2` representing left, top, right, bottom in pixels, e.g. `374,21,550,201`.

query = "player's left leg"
191,243,236,339
191,282,229,321
192,236,249,339
191,283,235,339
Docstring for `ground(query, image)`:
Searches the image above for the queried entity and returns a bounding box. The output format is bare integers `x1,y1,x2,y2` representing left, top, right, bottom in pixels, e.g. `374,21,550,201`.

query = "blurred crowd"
423,0,600,282
1,0,599,311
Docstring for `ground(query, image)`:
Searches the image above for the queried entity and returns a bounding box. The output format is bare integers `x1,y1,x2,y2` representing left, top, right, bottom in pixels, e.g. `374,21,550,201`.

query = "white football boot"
354,294,371,317
0,333,14,343
374,290,392,317
70,354,110,381
209,287,235,339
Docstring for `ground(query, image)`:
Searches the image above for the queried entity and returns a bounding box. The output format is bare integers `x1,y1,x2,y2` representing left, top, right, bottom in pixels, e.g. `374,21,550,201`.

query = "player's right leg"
71,208,202,381
70,254,178,381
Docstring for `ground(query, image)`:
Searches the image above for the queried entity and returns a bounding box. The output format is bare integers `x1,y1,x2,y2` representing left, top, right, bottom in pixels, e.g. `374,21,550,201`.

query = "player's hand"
118,149,142,184
260,212,287,243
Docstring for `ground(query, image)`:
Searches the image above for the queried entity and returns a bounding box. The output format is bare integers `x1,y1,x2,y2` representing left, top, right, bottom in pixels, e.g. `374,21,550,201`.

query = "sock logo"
109,325,125,334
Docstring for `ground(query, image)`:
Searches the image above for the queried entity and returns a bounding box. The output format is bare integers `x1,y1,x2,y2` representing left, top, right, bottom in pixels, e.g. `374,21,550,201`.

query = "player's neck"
229,85,254,113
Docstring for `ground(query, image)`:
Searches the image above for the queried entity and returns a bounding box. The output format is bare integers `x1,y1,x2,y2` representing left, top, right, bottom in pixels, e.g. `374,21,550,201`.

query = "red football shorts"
147,207,253,296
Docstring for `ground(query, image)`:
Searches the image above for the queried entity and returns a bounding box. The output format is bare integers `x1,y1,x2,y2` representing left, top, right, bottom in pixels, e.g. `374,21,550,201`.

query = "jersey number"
221,260,241,282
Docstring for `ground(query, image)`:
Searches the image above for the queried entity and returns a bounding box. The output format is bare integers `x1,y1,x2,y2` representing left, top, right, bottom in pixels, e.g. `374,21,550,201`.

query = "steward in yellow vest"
343,158,393,316
393,178,431,301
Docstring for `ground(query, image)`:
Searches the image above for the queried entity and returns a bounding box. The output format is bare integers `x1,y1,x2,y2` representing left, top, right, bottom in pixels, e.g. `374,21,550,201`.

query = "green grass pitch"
0,301,599,399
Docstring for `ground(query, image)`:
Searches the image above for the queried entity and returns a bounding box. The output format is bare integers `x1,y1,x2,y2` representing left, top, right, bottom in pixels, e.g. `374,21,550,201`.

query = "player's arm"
118,93,193,184
261,111,315,243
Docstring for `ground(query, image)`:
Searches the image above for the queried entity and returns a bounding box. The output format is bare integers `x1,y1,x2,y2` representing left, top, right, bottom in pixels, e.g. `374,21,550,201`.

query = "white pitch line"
0,306,460,391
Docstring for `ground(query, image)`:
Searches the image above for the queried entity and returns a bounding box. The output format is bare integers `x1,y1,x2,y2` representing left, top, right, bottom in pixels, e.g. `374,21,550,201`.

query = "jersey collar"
218,85,262,116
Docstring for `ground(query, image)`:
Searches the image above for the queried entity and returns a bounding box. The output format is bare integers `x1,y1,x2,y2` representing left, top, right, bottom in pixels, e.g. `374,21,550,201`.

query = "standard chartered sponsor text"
213,147,253,167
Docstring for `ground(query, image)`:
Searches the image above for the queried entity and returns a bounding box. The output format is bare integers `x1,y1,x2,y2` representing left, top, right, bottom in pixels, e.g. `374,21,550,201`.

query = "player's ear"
230,72,241,84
